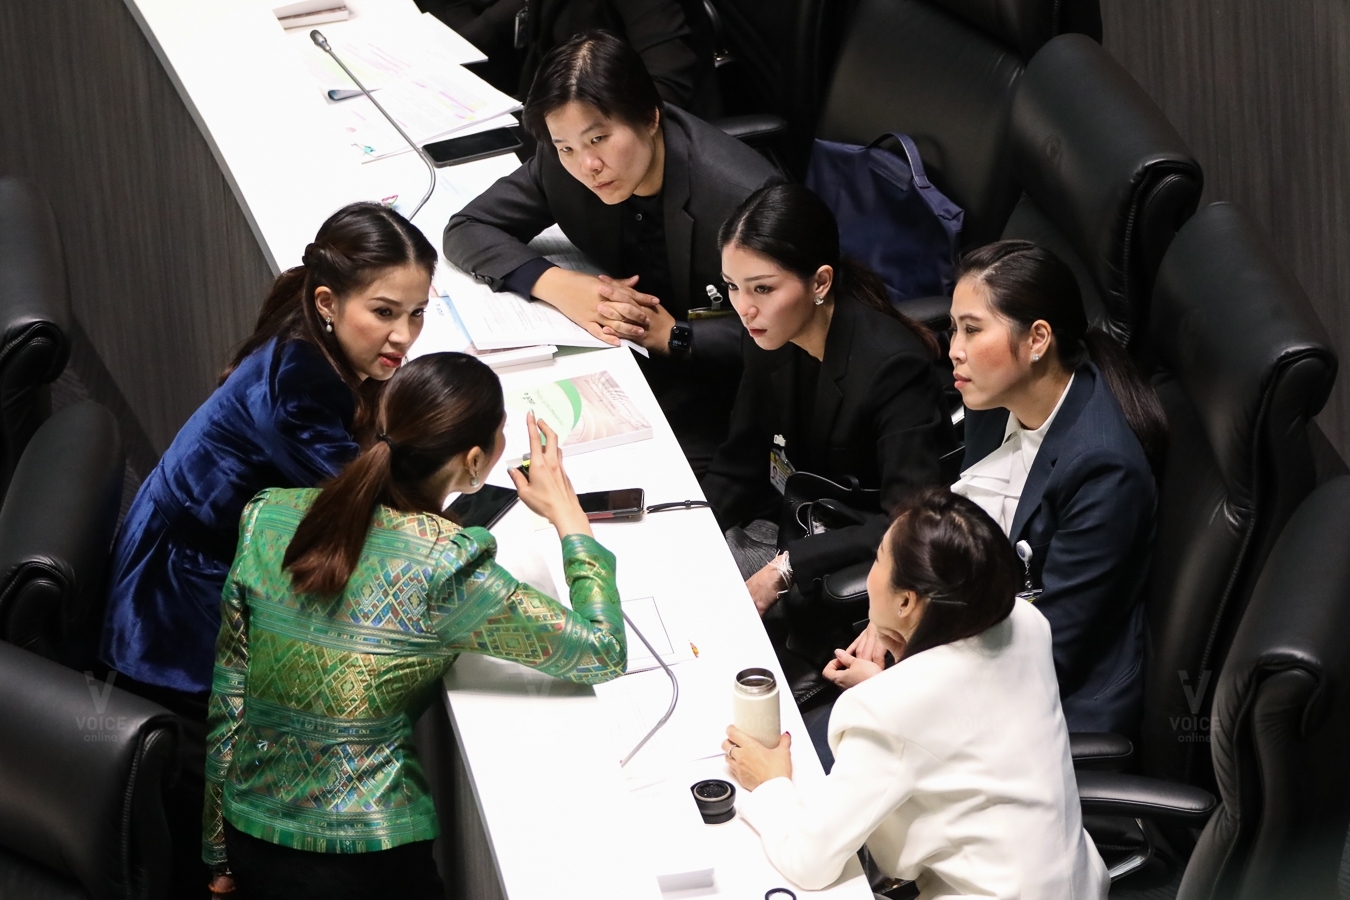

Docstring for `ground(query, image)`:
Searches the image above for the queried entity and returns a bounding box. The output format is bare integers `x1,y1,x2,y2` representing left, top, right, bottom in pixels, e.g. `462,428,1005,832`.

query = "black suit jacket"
444,105,781,469
443,105,777,314
962,363,1155,734
703,295,956,587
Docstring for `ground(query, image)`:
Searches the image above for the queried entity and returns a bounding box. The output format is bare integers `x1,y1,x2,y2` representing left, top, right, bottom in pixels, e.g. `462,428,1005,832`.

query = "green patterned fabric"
203,487,625,864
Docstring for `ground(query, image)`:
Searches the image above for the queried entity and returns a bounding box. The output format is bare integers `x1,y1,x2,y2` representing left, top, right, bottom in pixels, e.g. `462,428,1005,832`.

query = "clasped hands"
821,621,904,689
533,268,676,354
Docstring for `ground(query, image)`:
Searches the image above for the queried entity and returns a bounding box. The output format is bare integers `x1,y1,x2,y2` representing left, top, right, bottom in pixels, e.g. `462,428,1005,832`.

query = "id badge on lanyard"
1015,540,1043,602
769,435,796,494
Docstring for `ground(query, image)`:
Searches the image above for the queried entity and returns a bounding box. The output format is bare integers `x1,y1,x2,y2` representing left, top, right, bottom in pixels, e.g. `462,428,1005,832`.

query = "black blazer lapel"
809,298,855,462
661,114,694,312
1009,366,1097,541
769,355,803,457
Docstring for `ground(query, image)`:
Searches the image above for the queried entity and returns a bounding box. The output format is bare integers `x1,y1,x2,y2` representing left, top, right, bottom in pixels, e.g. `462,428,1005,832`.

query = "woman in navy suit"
827,240,1164,743
100,202,437,897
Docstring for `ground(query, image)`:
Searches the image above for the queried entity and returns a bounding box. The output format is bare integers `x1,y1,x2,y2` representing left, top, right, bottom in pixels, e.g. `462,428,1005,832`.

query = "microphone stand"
619,611,680,768
310,30,437,221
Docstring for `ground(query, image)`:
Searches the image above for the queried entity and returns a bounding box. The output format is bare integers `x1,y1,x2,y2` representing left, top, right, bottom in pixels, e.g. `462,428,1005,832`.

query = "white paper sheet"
623,596,696,673
294,17,517,159
450,287,610,351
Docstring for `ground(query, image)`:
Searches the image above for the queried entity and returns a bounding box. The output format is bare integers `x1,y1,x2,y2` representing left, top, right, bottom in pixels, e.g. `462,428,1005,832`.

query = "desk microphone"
310,30,437,220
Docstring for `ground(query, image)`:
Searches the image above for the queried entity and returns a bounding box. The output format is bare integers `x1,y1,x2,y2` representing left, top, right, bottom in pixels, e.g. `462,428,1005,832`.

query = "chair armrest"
0,401,123,662
0,178,74,495
0,641,178,899
709,114,788,146
1070,732,1134,770
821,561,870,606
1076,770,1216,825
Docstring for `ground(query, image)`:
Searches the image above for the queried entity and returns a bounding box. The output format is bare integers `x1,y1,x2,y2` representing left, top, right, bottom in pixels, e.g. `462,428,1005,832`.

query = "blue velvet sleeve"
266,341,361,485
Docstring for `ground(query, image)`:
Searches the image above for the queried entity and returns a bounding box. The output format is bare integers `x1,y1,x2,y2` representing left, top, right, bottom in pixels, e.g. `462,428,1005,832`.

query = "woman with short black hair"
723,488,1108,898
444,29,782,473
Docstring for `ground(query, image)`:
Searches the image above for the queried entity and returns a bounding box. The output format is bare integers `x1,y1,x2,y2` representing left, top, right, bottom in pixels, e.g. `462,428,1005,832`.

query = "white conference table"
122,1,872,897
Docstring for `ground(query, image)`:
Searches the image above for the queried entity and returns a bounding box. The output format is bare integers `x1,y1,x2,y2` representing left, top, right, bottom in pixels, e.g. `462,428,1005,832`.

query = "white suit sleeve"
737,725,923,890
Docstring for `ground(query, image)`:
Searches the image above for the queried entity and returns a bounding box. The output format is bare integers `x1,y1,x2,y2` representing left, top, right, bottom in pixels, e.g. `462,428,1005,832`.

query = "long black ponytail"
283,353,505,597
957,240,1167,471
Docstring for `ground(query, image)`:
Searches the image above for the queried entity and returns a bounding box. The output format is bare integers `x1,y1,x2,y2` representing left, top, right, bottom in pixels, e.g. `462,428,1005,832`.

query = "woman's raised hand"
508,412,592,539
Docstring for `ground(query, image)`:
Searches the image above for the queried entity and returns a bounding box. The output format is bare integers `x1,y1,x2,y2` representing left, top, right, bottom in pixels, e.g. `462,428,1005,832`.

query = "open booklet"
503,370,653,462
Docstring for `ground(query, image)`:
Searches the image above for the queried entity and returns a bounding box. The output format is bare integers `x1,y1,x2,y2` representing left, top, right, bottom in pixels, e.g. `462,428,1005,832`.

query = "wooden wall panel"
1101,0,1350,458
0,0,274,458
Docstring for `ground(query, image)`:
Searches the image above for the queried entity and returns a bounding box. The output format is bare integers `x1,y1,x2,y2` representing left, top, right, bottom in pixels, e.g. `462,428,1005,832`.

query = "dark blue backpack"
805,133,964,304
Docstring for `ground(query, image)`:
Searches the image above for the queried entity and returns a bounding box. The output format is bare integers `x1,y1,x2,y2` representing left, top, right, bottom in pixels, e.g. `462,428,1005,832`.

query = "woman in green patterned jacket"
202,352,626,898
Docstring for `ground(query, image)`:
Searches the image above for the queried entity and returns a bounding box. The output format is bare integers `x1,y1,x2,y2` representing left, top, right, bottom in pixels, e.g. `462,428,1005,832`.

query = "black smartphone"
423,127,524,167
447,484,519,529
578,488,645,521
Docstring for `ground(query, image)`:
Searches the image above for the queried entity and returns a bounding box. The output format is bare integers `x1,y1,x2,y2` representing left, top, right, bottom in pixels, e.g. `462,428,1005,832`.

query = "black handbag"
776,471,882,550
770,473,884,708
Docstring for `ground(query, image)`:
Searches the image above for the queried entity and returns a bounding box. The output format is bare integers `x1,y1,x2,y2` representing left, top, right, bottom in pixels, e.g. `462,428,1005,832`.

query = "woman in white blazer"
723,488,1107,899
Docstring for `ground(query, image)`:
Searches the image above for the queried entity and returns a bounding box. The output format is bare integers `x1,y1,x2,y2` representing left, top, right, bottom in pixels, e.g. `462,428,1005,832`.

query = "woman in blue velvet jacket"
827,241,1165,742
100,202,438,895
102,202,437,696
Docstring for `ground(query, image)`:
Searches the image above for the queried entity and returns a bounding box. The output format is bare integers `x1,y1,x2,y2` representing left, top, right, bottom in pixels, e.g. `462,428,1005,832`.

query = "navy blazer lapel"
661,114,694,310
1008,366,1096,541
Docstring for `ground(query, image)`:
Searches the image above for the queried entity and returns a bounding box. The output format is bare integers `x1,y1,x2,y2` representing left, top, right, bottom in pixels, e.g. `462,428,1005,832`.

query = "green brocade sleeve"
441,530,626,684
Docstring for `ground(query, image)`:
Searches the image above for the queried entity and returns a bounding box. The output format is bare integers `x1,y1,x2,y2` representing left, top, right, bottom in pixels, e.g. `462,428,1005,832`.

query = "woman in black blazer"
702,185,957,616
444,30,781,472
828,241,1165,739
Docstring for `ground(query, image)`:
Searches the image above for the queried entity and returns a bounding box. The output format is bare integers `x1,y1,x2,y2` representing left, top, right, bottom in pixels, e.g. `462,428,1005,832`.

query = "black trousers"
224,822,444,900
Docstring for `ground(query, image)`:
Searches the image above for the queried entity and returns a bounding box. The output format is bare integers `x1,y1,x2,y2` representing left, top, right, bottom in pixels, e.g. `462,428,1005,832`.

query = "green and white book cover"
505,370,652,460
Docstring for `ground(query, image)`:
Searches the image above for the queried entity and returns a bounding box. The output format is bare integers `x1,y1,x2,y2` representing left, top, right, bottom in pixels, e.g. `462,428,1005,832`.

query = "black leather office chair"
707,0,858,175
0,177,74,500
0,639,178,900
1134,202,1336,790
0,401,124,669
1003,34,1203,350
816,0,1102,248
1079,476,1350,895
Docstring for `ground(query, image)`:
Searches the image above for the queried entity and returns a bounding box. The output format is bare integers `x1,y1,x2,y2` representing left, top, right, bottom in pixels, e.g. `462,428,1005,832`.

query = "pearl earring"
470,474,479,487
324,317,334,333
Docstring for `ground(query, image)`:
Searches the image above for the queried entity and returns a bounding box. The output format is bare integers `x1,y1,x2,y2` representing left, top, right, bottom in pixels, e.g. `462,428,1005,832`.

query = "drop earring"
324,317,334,333
469,471,479,487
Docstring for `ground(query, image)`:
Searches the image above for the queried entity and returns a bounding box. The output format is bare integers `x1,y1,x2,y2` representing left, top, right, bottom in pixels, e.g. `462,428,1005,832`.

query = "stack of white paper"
274,1,350,28
294,16,518,159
